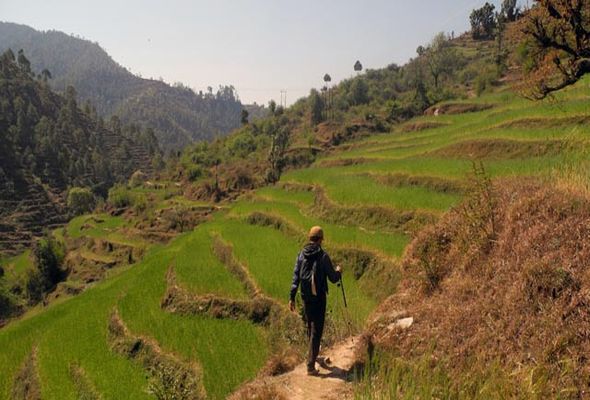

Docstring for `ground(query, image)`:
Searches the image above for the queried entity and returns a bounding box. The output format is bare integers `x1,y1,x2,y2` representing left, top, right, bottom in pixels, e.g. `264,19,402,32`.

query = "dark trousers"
303,297,326,371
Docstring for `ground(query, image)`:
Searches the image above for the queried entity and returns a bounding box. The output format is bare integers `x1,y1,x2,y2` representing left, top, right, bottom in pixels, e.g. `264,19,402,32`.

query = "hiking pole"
338,274,355,342
339,275,348,308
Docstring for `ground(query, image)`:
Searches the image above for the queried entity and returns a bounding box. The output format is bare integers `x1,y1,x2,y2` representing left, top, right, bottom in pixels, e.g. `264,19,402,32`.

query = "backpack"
299,250,323,300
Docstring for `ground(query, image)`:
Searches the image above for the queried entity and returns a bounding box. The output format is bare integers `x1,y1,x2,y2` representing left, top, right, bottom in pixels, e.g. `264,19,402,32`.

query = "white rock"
387,317,414,331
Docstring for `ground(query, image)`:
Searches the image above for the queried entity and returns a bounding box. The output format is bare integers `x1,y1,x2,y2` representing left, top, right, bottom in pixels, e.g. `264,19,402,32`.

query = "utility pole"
280,90,287,108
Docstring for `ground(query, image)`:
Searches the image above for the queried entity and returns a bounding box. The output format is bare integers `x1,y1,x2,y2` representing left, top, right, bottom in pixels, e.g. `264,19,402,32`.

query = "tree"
3,48,15,62
422,32,458,88
520,0,590,99
323,74,332,120
67,187,95,215
349,78,369,105
16,49,31,74
40,68,52,82
354,60,363,73
266,117,290,183
268,100,277,116
470,3,497,40
309,89,325,125
241,109,249,125
501,0,520,21
32,235,65,293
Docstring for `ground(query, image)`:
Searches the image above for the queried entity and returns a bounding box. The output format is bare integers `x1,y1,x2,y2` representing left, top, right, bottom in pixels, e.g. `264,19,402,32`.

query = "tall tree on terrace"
470,3,497,39
354,60,363,73
241,109,249,125
309,89,325,126
520,0,590,99
501,0,521,21
323,73,332,120
422,32,457,88
266,116,290,183
16,49,31,74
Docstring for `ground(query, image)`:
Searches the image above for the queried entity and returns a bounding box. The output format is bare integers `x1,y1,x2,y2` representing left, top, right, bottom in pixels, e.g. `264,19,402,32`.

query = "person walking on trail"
289,226,342,376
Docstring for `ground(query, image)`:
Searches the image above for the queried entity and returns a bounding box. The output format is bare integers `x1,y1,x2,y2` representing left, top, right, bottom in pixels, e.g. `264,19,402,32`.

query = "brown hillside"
364,179,590,397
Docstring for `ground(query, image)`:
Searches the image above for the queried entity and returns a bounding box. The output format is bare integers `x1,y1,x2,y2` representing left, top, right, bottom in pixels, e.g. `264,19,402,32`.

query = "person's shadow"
317,357,351,381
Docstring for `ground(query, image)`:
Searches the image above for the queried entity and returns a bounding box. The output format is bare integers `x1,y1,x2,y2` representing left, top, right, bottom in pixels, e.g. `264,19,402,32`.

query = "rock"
387,317,414,331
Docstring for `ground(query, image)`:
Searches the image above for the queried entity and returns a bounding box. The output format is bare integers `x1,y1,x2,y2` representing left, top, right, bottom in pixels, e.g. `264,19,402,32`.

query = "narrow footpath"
232,336,360,400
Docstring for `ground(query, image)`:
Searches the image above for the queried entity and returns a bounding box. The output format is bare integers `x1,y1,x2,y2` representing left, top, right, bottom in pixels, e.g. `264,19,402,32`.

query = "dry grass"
365,179,590,397
69,363,103,400
312,187,435,235
397,121,448,133
211,235,261,297
107,310,207,400
492,115,590,130
317,157,375,168
161,267,275,324
431,138,564,160
368,173,465,194
245,212,304,241
10,347,41,400
424,103,493,115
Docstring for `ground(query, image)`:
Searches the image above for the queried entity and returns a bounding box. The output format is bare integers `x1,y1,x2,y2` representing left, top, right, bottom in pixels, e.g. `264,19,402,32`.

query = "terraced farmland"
1,77,589,399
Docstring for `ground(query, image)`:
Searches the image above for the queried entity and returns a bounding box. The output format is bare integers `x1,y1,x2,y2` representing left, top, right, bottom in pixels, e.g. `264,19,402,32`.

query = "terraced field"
1,77,589,399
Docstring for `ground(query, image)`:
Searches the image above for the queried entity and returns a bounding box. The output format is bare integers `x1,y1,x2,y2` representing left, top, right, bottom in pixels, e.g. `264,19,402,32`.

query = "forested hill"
0,21,253,151
0,49,157,254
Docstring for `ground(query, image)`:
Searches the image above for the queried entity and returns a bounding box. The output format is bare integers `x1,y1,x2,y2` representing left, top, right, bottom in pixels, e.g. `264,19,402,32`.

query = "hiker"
289,226,342,376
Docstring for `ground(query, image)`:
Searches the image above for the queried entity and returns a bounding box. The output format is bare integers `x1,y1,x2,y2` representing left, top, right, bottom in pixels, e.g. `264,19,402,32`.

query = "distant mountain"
0,49,157,254
0,22,259,151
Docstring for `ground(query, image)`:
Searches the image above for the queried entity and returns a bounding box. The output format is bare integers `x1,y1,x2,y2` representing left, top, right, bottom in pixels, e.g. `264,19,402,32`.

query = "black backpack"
299,250,323,299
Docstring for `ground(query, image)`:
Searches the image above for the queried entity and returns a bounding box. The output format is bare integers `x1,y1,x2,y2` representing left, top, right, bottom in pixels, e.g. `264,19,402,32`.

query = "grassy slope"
0,76,588,399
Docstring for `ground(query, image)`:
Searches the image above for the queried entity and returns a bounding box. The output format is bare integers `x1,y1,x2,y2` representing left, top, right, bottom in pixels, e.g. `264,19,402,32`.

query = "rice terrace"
1,0,590,399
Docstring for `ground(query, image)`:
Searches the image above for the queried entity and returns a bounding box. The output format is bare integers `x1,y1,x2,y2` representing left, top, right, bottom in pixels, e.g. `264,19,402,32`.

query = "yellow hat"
308,226,324,241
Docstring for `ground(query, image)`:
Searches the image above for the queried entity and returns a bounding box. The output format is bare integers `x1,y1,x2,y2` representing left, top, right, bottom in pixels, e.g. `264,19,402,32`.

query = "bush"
0,280,18,319
23,268,44,304
32,235,65,293
475,67,499,96
128,170,148,188
67,187,95,216
133,193,148,214
413,226,453,292
186,165,204,182
108,184,132,208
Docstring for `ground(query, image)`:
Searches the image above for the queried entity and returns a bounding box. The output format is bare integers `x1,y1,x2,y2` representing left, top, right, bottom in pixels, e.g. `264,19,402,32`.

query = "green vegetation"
67,187,95,216
1,6,590,398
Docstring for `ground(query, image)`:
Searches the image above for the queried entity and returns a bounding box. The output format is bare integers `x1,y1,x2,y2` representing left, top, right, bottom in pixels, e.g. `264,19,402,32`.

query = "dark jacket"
290,243,341,302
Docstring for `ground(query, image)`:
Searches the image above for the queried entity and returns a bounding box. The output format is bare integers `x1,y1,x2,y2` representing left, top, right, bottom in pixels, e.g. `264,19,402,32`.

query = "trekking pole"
338,274,355,341
339,275,348,308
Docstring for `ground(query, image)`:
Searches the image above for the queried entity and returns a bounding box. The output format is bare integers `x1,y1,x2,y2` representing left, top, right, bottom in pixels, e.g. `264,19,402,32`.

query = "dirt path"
232,336,360,400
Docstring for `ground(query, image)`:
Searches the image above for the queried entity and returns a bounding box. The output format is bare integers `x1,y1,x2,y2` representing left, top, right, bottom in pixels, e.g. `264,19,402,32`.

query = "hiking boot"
307,368,320,376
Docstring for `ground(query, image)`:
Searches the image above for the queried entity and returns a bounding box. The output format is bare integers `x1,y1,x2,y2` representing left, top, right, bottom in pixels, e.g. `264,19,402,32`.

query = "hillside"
1,5,590,399
1,62,589,398
0,49,157,255
0,22,264,150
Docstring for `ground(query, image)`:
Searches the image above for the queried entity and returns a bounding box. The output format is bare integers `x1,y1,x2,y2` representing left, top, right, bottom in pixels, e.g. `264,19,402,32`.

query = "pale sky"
0,0,523,105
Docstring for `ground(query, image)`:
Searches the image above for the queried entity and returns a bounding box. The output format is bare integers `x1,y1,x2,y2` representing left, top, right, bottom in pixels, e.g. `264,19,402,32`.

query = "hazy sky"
0,0,522,105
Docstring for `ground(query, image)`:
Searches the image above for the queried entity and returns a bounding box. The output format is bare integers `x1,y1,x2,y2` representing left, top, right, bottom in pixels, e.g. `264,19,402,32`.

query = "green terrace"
0,76,589,399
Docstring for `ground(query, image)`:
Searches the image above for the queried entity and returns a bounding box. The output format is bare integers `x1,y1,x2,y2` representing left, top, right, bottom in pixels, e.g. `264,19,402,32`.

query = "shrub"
0,280,18,319
186,165,204,182
32,235,65,293
128,170,148,187
413,226,453,292
108,184,132,208
23,268,44,304
523,262,578,311
133,193,148,214
67,187,95,216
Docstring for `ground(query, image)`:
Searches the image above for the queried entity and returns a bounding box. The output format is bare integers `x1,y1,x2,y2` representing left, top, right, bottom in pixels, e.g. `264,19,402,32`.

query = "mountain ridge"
0,21,261,150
